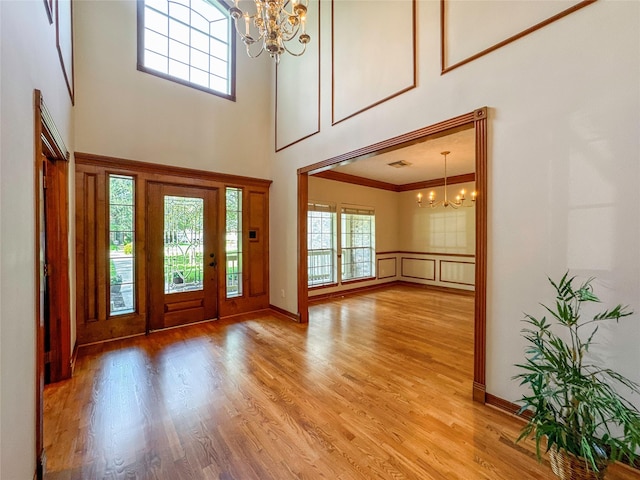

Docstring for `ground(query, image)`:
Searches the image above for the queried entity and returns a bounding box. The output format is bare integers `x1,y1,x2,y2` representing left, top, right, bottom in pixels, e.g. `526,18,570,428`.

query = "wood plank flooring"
44,285,640,479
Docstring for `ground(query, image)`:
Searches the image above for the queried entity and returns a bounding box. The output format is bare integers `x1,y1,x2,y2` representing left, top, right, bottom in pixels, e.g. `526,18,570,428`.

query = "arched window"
137,0,235,100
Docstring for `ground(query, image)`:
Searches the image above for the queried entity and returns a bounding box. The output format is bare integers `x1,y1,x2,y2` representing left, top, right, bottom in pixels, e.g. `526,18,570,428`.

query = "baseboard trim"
309,281,397,302
473,381,486,403
485,393,532,420
396,281,475,296
69,342,78,375
485,393,639,471
269,304,300,322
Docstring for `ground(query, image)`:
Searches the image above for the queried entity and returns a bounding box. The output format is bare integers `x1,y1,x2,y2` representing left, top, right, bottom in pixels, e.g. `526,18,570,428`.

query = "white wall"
74,0,272,178
270,0,640,406
398,184,476,254
0,1,74,478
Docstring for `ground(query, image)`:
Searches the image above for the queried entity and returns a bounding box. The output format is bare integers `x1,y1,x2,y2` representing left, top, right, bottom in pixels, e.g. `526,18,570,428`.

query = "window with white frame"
307,202,337,287
341,206,375,281
138,0,235,100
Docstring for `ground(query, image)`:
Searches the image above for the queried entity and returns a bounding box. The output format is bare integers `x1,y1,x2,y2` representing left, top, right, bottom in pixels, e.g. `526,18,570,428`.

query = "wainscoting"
309,250,475,298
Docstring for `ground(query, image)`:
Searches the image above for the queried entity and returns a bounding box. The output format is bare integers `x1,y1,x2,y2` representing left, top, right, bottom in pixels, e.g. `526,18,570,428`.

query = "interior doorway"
34,89,71,478
147,183,220,330
296,107,488,402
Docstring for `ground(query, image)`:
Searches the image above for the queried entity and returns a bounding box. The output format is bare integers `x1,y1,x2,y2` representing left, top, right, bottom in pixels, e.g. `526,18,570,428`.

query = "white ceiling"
327,127,475,185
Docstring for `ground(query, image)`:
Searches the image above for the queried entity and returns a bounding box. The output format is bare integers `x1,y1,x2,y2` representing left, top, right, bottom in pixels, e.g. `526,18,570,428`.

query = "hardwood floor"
44,285,639,479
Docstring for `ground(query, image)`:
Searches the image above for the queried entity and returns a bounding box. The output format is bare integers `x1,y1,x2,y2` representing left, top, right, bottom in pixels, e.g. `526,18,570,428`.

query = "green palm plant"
514,272,640,474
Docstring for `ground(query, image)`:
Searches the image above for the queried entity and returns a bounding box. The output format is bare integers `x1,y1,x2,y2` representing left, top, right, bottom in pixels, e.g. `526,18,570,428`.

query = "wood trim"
401,257,436,281
473,381,486,403
376,257,397,280
136,0,237,101
55,0,74,104
297,173,309,323
313,171,476,193
69,342,79,375
399,173,475,192
34,89,72,479
34,91,45,480
299,110,478,174
275,0,321,152
396,281,475,297
378,250,475,258
440,0,596,74
298,106,488,402
269,304,300,322
331,0,417,126
439,259,475,287
485,393,533,420
308,282,339,291
340,276,377,286
309,280,472,302
474,107,488,401
39,92,69,161
309,282,393,302
75,152,272,187
314,170,399,191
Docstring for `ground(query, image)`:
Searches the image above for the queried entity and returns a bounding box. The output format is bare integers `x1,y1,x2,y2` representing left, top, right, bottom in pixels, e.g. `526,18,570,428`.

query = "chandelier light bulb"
416,151,477,209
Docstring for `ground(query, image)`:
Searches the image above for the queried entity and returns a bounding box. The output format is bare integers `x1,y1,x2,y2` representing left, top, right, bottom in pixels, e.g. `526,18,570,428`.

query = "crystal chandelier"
229,0,311,64
417,151,477,209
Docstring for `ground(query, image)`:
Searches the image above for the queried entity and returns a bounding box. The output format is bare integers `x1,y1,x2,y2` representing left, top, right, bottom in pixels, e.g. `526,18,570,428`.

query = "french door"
147,183,219,330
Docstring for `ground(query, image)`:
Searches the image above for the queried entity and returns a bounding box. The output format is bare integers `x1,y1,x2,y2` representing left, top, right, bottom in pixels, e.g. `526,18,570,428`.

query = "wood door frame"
296,107,488,402
34,89,71,478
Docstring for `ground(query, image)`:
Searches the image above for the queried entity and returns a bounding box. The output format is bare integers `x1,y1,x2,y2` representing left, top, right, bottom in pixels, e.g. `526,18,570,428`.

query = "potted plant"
514,272,640,479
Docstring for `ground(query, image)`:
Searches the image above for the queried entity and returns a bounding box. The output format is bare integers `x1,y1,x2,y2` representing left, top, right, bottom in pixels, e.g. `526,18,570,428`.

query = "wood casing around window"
74,153,271,345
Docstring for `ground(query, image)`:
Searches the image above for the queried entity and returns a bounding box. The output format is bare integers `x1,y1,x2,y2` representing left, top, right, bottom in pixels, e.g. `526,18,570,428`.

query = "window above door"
137,0,236,100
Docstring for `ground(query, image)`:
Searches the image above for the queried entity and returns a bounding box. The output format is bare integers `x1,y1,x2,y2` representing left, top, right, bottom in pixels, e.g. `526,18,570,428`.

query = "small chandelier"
417,151,477,209
229,0,311,64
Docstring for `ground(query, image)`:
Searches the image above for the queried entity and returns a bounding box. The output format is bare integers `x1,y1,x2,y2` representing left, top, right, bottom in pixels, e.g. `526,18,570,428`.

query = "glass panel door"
147,183,218,330
163,195,204,294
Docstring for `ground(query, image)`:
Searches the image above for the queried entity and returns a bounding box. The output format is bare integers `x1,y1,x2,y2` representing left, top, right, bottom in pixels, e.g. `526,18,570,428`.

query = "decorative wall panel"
441,0,593,73
275,0,320,151
401,257,436,281
332,0,415,125
440,260,475,286
377,257,397,279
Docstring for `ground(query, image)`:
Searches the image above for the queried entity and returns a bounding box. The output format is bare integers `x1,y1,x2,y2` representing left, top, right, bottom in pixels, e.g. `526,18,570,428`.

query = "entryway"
147,183,219,330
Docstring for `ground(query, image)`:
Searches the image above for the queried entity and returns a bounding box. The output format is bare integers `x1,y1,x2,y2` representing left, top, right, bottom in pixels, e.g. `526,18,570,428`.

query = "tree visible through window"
226,187,243,297
341,207,375,281
308,202,336,287
109,175,135,316
138,0,235,100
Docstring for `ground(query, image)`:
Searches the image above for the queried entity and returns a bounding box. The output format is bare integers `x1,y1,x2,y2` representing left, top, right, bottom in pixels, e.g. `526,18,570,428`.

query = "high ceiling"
327,127,475,185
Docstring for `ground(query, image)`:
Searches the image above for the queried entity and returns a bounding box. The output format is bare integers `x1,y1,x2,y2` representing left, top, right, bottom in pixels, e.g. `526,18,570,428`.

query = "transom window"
138,0,235,100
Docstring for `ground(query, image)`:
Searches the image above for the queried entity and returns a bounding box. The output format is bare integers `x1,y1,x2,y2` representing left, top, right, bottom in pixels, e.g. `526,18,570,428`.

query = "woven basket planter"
549,448,608,480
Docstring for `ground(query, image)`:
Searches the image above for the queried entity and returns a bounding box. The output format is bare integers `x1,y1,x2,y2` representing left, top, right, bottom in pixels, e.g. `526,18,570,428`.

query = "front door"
148,183,219,330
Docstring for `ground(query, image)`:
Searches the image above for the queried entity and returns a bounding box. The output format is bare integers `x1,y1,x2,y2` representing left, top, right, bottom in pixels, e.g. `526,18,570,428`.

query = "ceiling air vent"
387,160,412,168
